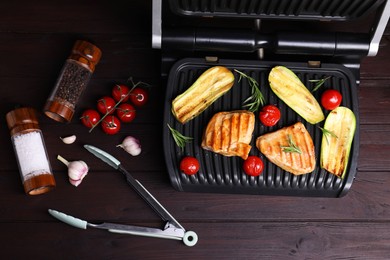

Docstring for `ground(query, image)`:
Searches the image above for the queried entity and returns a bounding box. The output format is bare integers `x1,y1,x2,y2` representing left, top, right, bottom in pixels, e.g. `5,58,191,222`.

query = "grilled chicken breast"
256,122,316,175
202,110,255,160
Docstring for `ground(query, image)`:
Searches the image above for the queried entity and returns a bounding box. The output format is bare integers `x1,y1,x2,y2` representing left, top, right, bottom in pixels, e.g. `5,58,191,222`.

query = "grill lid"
169,0,385,21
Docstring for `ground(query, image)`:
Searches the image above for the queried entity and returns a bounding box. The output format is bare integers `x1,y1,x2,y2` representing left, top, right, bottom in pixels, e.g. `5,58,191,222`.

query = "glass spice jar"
6,107,56,195
44,40,102,122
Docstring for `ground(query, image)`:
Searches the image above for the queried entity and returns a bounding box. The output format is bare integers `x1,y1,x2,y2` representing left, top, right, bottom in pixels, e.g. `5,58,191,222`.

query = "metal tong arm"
117,165,184,230
102,222,197,246
93,221,184,240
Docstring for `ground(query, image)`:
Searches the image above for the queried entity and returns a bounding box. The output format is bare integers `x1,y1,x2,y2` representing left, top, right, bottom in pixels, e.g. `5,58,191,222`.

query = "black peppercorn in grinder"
44,40,102,123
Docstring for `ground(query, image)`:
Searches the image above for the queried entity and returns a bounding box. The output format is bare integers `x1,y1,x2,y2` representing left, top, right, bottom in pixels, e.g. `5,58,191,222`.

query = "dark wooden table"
1,1,390,259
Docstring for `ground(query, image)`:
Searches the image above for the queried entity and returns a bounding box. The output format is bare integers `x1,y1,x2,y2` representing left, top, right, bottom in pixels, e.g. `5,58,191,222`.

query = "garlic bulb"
60,135,76,144
57,155,89,187
117,136,141,156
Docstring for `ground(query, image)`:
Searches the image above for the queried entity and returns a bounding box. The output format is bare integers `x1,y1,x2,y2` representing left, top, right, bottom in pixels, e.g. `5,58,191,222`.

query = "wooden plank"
359,80,390,125
0,34,160,79
0,1,152,34
1,222,389,259
359,125,390,171
0,170,390,222
361,35,390,79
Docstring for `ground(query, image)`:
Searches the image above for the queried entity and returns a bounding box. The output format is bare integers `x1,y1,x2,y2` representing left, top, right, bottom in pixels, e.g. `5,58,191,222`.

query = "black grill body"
155,0,389,197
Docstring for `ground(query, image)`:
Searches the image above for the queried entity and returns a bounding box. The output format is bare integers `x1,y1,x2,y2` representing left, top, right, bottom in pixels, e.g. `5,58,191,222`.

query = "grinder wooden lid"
6,107,40,136
69,40,102,72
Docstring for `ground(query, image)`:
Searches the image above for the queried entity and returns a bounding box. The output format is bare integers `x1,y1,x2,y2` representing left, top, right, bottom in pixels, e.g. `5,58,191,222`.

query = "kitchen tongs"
48,209,197,246
48,145,198,246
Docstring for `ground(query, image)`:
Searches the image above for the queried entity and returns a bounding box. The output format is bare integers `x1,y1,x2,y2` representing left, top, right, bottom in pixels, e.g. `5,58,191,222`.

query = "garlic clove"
57,154,89,187
117,136,141,156
67,160,89,186
127,143,141,156
60,135,77,144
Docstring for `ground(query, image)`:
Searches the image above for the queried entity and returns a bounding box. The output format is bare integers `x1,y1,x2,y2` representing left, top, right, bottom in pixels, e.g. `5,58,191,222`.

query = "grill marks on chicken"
256,122,316,175
201,110,316,175
202,110,255,160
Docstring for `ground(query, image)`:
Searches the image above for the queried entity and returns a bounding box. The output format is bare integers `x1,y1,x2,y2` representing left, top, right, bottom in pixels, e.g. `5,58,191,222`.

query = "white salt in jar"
6,107,56,195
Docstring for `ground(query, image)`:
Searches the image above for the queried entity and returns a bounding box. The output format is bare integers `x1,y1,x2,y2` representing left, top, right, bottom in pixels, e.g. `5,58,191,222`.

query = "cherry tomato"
80,109,101,128
259,105,281,126
321,89,342,110
116,103,136,123
180,156,200,175
101,115,121,135
130,87,148,107
112,84,131,102
243,156,264,176
97,96,116,115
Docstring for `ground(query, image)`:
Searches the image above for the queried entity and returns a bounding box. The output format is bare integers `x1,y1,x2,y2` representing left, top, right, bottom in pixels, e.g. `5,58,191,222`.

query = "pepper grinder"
44,40,102,122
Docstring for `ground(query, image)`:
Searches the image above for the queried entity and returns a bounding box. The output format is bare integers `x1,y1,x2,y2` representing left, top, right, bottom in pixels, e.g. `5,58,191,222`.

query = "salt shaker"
6,107,56,195
44,40,102,122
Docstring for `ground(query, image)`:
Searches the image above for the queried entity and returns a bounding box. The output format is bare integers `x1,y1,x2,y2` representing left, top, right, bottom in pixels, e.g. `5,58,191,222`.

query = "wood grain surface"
0,1,390,259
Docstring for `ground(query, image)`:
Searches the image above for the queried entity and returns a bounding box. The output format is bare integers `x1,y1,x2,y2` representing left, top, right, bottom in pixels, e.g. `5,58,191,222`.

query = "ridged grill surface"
169,0,384,20
163,58,359,197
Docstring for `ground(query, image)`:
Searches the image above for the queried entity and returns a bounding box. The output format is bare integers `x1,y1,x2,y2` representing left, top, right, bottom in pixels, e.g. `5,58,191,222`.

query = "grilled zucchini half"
320,106,356,179
172,66,234,124
268,66,324,124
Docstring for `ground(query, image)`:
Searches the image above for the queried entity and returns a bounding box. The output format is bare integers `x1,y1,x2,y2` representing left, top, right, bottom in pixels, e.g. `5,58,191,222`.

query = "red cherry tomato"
259,105,281,126
130,87,148,107
80,109,101,128
321,89,342,110
116,103,136,123
243,156,264,176
101,115,121,135
112,84,131,102
97,96,116,115
180,156,200,175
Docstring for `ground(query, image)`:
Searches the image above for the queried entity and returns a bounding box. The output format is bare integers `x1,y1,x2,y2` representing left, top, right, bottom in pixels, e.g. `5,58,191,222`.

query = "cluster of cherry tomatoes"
80,84,148,135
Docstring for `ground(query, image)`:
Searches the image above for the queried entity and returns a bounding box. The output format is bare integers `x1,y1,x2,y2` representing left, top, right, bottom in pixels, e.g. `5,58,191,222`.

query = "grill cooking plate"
163,58,359,197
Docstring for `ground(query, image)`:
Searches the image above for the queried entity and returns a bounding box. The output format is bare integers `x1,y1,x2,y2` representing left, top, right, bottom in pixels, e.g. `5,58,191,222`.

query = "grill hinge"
205,56,219,63
308,61,321,68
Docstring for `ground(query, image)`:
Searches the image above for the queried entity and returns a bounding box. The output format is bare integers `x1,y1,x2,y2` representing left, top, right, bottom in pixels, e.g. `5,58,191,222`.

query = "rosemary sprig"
234,69,266,112
318,126,338,145
310,76,331,92
167,124,193,151
281,134,302,154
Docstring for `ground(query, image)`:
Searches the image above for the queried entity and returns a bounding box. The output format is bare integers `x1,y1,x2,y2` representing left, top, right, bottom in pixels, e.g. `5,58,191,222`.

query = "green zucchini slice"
268,66,324,124
320,106,356,179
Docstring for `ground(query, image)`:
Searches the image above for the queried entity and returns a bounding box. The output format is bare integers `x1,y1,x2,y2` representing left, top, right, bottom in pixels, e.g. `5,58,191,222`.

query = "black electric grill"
153,0,390,197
